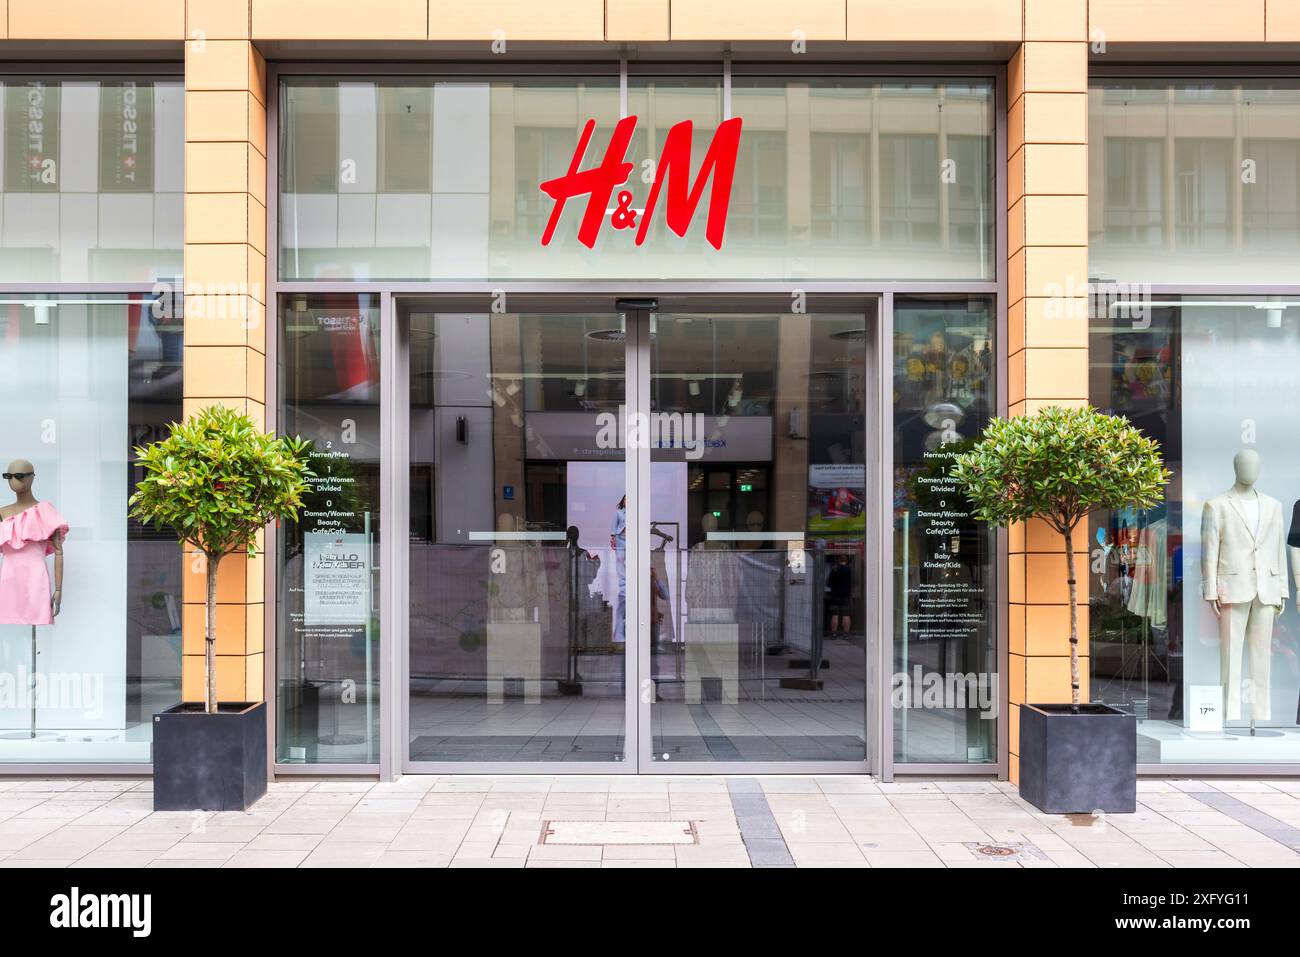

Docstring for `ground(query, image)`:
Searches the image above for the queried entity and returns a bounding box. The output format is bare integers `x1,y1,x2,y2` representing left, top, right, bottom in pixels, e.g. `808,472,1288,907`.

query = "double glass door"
403,296,876,771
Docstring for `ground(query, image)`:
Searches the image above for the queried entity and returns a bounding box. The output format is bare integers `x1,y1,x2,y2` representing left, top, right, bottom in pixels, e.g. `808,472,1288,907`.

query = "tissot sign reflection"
539,115,744,250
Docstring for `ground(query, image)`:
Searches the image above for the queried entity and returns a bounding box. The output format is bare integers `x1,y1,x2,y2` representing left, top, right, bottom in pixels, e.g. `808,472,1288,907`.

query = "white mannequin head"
701,513,719,535
1233,449,1261,489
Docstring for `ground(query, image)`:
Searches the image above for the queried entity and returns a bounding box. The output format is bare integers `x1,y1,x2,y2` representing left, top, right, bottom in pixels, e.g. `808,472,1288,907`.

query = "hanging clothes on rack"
1127,516,1168,628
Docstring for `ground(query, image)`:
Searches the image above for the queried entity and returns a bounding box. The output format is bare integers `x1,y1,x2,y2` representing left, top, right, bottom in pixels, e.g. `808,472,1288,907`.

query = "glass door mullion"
627,307,653,771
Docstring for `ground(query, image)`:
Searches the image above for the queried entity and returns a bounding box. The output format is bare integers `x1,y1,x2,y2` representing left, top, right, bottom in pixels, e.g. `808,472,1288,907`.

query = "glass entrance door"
631,303,875,770
401,296,875,772
404,302,633,768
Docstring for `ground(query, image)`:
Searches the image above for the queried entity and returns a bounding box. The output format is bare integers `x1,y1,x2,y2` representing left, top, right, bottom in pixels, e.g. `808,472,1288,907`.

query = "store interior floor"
409,635,866,763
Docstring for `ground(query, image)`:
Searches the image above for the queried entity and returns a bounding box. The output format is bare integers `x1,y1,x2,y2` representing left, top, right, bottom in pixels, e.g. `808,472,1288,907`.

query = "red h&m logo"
539,115,744,250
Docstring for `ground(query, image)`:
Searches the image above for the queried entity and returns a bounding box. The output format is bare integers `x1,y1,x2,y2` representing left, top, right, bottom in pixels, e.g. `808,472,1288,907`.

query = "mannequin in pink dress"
0,460,68,626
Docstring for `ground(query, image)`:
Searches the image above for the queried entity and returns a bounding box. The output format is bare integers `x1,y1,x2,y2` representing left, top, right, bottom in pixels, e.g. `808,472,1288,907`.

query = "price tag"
1187,685,1223,733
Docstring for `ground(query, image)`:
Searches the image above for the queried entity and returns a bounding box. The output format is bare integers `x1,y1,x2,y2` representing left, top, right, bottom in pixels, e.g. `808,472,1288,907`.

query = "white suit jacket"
1201,490,1289,606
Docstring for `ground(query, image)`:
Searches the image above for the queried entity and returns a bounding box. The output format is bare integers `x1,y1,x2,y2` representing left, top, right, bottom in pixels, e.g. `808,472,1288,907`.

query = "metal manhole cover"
962,841,1049,863
540,820,699,846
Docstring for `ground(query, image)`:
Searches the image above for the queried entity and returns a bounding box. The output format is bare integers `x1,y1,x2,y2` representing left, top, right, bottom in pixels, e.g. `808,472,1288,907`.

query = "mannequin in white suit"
1202,450,1287,726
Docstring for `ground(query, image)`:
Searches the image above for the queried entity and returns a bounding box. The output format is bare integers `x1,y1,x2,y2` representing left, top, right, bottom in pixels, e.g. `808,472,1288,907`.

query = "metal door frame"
389,293,880,775
263,57,1008,781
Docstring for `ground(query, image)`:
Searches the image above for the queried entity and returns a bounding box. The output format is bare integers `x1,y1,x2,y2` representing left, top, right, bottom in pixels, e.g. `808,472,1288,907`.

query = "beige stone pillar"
180,0,270,704
1006,0,1091,782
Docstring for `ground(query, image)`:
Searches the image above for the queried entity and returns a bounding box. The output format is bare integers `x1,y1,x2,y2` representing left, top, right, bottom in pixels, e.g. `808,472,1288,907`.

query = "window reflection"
1090,79,1300,283
279,75,995,281
1089,296,1300,763
892,296,998,764
0,78,183,283
277,295,382,764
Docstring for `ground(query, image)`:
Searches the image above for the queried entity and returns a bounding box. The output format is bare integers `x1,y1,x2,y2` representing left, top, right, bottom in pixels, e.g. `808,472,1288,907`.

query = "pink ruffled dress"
0,501,69,626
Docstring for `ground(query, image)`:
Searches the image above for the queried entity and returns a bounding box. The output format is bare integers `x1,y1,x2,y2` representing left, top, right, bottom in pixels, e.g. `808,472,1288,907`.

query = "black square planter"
1019,703,1136,814
152,702,267,812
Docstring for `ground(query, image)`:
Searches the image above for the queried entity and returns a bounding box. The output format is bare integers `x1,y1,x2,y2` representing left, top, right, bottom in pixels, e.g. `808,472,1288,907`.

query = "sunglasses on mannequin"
2,472,34,480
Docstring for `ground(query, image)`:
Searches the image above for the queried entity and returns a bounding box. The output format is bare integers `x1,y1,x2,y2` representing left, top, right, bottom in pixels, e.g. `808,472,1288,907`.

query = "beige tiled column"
606,0,669,40
181,0,269,704
1006,0,1090,782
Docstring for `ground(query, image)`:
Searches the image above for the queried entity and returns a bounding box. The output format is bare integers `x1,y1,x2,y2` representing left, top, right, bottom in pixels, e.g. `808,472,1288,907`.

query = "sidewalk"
0,776,1298,868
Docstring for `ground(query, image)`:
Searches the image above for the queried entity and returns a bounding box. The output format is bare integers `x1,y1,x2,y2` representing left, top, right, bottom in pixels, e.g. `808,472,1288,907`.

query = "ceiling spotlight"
687,379,701,397
1266,307,1284,329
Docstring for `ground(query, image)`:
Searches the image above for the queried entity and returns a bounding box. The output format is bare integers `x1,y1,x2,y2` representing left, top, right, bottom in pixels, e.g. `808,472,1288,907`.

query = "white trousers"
1219,596,1275,722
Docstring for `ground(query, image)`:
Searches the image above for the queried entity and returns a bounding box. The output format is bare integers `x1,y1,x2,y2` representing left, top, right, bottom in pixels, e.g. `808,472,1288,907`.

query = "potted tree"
130,406,312,811
950,405,1169,814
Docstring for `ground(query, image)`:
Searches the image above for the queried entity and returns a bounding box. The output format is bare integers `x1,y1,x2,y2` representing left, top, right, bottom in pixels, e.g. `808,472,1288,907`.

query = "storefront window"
0,294,183,761
277,294,382,764
1089,294,1300,763
1090,79,1300,284
0,77,183,283
893,296,998,763
279,74,995,282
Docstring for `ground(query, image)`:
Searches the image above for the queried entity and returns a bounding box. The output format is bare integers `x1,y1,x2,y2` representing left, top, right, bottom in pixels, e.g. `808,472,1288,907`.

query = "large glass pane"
0,77,183,283
892,296,998,764
647,310,870,762
0,294,182,761
279,75,995,282
277,294,382,764
1089,295,1300,764
730,78,995,280
280,77,622,281
407,309,627,763
1090,79,1300,284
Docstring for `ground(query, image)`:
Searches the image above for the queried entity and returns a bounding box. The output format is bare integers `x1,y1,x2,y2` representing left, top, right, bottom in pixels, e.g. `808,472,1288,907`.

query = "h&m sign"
539,115,744,251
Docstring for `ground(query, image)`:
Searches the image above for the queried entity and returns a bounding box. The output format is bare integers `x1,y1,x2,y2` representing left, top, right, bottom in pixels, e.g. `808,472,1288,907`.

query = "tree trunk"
205,552,222,715
1063,526,1080,708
